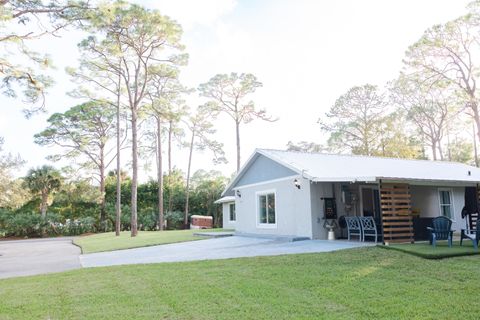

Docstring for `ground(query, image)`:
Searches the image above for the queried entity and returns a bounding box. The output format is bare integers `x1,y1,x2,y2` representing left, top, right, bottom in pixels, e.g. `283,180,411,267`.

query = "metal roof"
221,149,480,196
257,149,480,184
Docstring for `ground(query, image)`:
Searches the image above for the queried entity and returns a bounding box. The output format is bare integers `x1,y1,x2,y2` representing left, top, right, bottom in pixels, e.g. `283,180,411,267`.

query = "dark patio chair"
460,220,479,250
359,216,378,243
427,216,454,248
345,216,362,241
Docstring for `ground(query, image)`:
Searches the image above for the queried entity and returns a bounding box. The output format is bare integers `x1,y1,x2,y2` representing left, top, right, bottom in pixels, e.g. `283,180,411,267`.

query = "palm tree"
24,165,62,217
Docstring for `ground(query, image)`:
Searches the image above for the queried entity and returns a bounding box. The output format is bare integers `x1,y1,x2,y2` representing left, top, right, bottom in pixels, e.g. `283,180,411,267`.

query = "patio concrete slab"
0,237,81,279
80,236,371,268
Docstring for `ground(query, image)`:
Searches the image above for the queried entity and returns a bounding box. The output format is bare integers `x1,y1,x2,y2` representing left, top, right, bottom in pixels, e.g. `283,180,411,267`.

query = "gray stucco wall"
310,182,350,239
235,154,297,188
410,185,465,231
222,201,236,230
234,176,313,238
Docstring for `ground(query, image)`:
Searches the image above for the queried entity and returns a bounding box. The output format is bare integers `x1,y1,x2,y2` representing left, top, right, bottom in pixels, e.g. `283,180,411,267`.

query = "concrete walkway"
0,236,372,278
0,237,81,279
81,236,371,268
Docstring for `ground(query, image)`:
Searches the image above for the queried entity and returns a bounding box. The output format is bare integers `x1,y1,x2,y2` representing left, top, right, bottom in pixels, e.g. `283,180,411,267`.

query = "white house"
216,149,480,243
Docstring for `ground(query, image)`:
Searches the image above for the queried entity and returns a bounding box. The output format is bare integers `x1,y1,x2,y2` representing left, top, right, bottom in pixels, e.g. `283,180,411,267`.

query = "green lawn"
1,247,480,319
383,240,479,259
74,229,227,253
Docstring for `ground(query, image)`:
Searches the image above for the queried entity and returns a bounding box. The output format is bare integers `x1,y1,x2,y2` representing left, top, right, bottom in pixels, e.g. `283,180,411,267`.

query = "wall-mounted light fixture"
236,190,242,198
294,179,301,189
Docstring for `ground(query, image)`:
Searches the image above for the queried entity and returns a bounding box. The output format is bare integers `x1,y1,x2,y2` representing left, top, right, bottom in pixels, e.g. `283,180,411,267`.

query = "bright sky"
0,0,472,181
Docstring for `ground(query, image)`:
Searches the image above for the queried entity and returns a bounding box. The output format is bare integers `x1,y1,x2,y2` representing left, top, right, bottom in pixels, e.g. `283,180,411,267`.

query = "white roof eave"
376,176,480,185
214,196,235,204
311,177,377,183
309,176,480,185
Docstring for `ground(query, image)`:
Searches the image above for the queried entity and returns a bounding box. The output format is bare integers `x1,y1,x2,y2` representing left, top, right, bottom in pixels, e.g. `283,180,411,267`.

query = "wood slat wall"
380,183,414,244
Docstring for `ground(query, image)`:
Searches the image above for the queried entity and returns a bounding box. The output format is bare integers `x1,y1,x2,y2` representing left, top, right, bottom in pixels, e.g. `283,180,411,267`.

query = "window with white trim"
438,189,453,219
229,203,236,222
258,192,276,225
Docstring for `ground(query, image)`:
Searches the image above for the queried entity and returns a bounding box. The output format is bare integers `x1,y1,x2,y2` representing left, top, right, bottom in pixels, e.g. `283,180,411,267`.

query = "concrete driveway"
81,236,371,268
0,237,81,279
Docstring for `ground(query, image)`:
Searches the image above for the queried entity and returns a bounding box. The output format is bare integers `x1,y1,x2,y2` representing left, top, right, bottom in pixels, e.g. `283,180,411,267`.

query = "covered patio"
312,180,479,245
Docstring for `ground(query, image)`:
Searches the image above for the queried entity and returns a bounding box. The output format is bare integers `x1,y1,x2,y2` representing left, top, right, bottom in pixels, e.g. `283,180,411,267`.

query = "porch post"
378,179,384,244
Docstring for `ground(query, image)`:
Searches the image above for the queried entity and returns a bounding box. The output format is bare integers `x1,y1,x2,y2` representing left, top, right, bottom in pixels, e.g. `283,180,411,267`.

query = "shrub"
165,211,185,230
105,203,132,231
138,208,157,231
52,217,96,236
0,210,98,237
1,212,51,237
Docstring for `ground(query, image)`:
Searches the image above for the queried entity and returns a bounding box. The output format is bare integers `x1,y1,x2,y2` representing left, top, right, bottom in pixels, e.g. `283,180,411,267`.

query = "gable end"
235,154,298,188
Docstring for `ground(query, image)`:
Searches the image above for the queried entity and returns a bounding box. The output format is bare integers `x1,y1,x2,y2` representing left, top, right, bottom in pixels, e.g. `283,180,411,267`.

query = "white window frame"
438,188,454,219
256,189,277,229
228,203,236,222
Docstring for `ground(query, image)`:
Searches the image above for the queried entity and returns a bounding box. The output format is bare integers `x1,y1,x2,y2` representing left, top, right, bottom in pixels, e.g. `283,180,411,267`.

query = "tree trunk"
99,152,106,228
364,140,370,156
207,192,211,217
473,102,480,159
235,120,241,172
431,140,437,161
168,120,173,175
473,122,479,167
156,117,164,230
167,120,173,213
115,60,122,236
446,127,451,161
184,131,195,228
40,190,48,218
438,143,444,161
131,107,138,237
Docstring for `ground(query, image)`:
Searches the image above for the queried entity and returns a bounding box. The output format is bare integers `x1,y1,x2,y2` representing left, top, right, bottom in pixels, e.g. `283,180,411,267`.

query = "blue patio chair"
427,216,454,248
359,216,378,243
460,221,479,250
345,216,362,241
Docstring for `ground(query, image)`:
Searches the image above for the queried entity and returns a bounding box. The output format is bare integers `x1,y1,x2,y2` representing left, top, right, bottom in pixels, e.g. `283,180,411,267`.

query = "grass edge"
377,244,480,259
